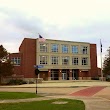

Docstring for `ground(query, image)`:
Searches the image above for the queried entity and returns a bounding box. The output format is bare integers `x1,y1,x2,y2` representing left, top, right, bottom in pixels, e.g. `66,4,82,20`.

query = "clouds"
0,0,110,67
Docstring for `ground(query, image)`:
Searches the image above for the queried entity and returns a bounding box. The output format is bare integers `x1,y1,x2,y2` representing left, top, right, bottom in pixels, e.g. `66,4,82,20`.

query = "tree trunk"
0,75,1,85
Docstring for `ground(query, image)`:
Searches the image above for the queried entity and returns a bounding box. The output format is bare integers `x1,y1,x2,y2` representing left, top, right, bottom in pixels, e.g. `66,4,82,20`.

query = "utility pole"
100,39,103,81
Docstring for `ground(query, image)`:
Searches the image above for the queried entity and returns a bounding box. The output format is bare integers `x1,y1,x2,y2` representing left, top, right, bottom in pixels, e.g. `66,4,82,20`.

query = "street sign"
34,65,44,68
37,65,44,68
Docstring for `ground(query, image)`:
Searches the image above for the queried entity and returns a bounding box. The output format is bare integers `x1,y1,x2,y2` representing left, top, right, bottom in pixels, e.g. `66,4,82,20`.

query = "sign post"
36,78,37,94
34,65,44,94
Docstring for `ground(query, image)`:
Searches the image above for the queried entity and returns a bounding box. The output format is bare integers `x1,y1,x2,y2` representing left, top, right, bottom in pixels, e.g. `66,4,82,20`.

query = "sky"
0,0,110,67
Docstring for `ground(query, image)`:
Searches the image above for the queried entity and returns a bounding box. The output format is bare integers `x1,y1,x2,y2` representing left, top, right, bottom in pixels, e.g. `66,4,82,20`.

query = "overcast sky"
0,0,110,67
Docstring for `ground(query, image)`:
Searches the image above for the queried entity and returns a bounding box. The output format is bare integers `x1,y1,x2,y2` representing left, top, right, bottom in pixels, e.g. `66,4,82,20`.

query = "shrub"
106,78,110,82
7,79,27,85
29,81,34,84
91,77,99,80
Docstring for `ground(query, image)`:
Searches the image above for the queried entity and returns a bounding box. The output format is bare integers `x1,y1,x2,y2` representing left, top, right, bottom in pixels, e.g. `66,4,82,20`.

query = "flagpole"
100,39,103,81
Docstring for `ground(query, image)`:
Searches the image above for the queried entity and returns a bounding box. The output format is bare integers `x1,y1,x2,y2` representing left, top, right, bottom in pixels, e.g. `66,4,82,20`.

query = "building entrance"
62,69,69,80
62,73,67,80
72,69,79,80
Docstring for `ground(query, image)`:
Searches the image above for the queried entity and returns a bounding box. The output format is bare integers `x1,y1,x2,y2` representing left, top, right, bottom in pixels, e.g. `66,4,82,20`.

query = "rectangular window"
81,46,88,54
82,57,88,65
51,44,58,52
51,56,59,65
40,44,48,52
62,56,69,65
11,57,21,65
40,56,48,64
72,57,78,65
62,45,68,53
72,46,78,54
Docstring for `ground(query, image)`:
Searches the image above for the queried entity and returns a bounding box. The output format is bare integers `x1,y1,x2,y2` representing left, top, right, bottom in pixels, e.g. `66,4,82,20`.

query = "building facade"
9,38,99,82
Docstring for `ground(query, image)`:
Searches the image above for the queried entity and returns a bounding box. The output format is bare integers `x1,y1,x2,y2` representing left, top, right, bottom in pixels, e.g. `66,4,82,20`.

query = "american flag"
100,39,102,53
38,34,46,42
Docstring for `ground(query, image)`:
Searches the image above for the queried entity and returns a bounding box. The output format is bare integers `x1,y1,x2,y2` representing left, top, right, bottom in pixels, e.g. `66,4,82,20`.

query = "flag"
38,34,46,42
100,39,102,53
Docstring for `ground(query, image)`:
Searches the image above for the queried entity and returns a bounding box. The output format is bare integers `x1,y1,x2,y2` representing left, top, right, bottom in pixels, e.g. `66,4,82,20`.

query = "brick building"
9,38,100,82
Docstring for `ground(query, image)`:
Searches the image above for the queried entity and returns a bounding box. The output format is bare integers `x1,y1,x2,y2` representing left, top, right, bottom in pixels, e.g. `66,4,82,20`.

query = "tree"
0,45,7,58
0,45,14,84
103,47,110,75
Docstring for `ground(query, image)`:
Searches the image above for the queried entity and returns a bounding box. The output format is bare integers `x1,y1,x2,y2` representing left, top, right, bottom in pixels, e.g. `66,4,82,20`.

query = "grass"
0,98,85,110
0,92,40,99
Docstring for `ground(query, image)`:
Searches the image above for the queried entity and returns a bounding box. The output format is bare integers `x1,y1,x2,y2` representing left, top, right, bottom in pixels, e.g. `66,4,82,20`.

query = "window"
72,46,78,53
62,56,69,65
40,56,48,64
51,44,58,52
11,57,21,65
72,57,78,65
62,45,68,53
82,57,88,65
81,46,88,54
40,44,48,52
51,56,59,65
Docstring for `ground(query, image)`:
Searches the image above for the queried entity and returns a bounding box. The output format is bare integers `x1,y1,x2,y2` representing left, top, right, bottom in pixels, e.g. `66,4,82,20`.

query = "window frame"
72,57,78,65
81,46,88,54
62,56,69,65
82,57,88,65
72,45,78,54
11,57,21,66
40,43,48,52
51,44,59,52
51,56,59,65
39,55,48,65
62,45,68,53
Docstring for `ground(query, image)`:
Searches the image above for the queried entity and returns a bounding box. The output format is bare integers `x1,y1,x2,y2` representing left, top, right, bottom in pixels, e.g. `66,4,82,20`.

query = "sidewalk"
0,80,110,110
1,80,110,88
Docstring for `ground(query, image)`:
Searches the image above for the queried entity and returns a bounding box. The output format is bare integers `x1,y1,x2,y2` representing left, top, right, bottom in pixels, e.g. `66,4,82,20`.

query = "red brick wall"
19,38,36,78
89,44,98,77
39,71,48,80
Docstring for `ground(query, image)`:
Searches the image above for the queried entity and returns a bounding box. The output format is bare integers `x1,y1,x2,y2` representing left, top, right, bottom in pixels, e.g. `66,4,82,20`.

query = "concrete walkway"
0,80,110,110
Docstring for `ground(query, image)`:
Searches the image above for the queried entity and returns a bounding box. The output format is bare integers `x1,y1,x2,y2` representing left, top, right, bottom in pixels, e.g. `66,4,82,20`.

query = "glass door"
62,73,67,80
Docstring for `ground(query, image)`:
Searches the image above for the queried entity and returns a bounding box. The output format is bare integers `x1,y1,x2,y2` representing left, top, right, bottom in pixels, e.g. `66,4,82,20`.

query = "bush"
7,79,27,85
106,78,110,82
29,81,34,84
91,77,99,80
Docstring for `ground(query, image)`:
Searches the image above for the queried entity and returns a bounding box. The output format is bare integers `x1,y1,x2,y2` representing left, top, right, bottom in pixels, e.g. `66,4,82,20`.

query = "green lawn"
0,98,85,110
0,92,40,99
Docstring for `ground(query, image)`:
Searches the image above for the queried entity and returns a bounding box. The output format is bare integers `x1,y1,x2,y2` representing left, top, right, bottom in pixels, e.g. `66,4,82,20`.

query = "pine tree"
103,47,110,75
0,45,7,59
0,45,14,84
